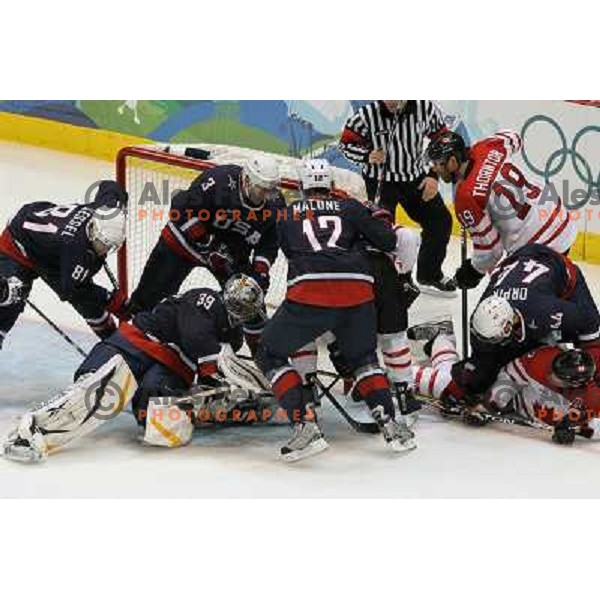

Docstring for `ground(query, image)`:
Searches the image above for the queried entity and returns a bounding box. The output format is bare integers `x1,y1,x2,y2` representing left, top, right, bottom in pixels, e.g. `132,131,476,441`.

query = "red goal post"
116,146,309,307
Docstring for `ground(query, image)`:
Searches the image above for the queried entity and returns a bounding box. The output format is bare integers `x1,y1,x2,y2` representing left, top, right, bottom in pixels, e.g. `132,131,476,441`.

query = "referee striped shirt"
339,100,447,183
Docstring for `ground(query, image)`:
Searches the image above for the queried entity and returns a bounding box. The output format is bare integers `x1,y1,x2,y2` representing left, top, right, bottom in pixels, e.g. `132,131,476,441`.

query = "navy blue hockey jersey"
478,244,600,351
277,191,396,307
160,164,284,277
116,288,242,386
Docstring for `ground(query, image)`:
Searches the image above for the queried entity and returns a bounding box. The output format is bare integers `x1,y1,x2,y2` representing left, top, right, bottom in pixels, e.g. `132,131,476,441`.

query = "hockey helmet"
300,159,333,192
223,274,265,325
552,348,596,388
470,295,515,345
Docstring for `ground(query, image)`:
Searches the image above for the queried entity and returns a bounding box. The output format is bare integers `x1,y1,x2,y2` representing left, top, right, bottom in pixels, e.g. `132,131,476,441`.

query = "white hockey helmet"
87,209,126,255
300,158,333,191
242,156,280,209
470,296,515,345
244,156,279,190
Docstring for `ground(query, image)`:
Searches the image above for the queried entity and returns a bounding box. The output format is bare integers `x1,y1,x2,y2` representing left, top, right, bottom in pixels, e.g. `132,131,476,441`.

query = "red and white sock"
379,331,413,385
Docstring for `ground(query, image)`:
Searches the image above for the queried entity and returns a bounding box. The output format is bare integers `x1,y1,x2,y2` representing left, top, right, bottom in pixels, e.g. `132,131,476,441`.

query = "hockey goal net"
116,145,365,309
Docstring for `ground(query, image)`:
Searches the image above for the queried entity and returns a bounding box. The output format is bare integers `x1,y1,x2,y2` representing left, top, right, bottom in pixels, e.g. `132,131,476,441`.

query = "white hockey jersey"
454,130,578,273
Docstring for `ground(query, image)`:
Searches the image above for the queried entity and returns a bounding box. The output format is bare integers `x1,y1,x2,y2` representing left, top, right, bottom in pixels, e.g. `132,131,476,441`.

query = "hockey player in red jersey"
411,324,600,445
425,130,577,290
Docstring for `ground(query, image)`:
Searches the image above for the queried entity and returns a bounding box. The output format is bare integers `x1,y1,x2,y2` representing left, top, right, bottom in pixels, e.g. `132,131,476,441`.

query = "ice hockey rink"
2,140,600,499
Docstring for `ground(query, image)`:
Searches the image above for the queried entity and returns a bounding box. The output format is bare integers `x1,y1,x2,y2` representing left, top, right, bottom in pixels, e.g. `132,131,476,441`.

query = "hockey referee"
339,100,456,296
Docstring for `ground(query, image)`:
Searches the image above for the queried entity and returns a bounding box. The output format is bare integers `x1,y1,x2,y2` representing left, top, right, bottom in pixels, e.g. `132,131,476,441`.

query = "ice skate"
407,317,454,343
371,406,417,453
280,421,329,463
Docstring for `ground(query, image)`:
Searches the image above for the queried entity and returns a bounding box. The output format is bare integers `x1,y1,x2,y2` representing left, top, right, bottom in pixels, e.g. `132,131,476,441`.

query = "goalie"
3,274,265,462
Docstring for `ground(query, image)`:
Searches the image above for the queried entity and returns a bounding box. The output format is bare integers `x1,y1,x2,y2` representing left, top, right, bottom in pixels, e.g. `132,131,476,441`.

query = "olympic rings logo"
521,115,600,209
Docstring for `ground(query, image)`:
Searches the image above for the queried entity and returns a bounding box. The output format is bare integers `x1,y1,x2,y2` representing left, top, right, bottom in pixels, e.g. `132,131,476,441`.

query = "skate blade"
398,413,419,429
281,438,329,463
417,284,457,298
387,439,417,453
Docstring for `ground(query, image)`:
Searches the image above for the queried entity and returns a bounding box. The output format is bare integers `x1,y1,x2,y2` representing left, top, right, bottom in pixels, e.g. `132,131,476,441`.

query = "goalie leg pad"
218,345,271,393
143,398,194,447
4,354,137,462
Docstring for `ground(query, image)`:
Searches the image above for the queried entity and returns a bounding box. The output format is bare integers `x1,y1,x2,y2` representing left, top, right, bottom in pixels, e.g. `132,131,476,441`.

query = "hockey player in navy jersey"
128,155,284,353
4,274,265,462
256,159,417,462
0,181,129,347
448,244,600,399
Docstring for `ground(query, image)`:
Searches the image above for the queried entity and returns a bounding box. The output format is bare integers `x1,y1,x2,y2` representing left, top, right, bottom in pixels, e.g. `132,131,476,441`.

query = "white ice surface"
2,141,600,499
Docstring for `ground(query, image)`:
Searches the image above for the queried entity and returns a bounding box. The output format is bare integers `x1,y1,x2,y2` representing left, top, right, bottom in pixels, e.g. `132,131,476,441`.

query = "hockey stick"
103,263,119,292
313,370,380,434
416,394,554,433
26,299,88,358
234,356,380,434
460,228,469,358
374,109,402,206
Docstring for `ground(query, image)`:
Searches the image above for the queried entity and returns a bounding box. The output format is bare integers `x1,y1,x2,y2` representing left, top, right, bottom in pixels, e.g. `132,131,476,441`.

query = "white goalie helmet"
300,158,333,191
87,208,126,255
223,274,265,325
470,296,515,345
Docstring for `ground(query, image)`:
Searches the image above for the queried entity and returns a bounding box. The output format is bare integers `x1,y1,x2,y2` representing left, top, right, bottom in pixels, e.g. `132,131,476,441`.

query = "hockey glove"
202,242,235,279
454,259,485,290
106,289,130,321
251,260,270,292
0,276,25,307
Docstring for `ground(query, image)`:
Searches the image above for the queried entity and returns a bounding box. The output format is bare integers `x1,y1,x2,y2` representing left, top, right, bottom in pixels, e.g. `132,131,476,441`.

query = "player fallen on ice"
425,130,577,291
410,319,600,445
0,181,129,346
256,159,417,462
128,155,285,354
3,274,265,462
456,244,600,397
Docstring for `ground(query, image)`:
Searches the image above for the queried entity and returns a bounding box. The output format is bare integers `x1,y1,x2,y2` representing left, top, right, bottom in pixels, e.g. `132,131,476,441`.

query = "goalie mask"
87,208,126,256
223,274,265,325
